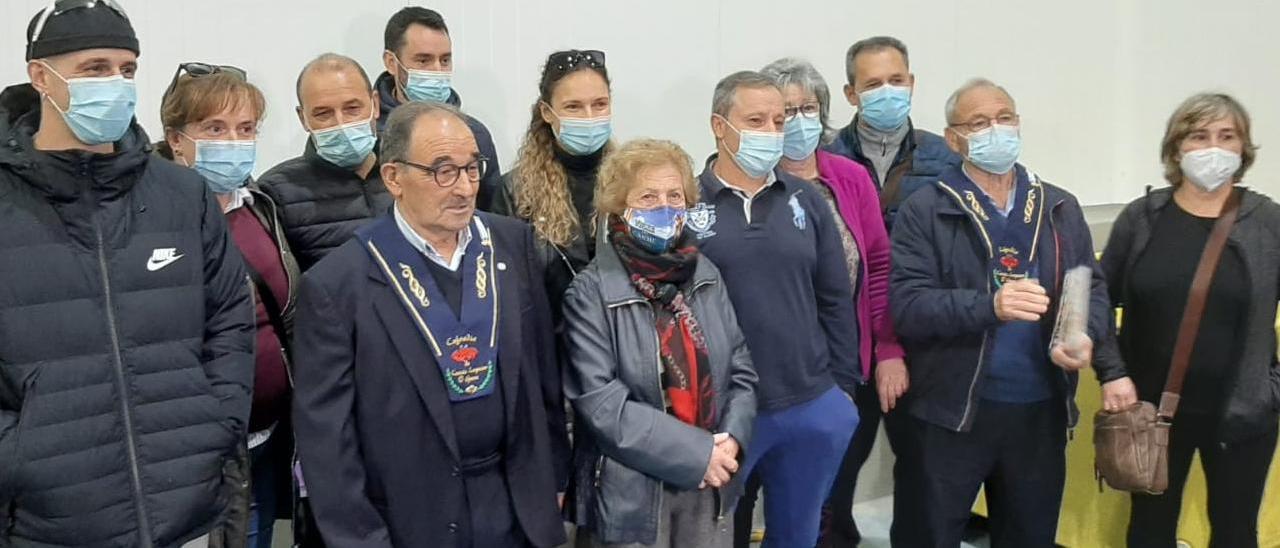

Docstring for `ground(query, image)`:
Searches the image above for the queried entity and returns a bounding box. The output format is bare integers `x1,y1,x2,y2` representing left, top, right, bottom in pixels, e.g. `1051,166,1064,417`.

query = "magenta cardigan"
815,150,905,379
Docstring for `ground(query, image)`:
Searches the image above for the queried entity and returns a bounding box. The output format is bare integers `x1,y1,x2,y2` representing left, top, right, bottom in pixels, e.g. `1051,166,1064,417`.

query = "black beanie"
25,2,139,61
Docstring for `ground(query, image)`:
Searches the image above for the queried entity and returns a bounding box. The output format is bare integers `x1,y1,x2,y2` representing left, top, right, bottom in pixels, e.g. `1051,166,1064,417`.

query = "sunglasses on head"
547,50,606,74
161,62,248,106
31,0,129,43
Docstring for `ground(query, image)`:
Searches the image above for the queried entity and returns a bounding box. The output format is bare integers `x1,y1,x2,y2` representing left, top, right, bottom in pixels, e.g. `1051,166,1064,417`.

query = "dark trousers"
893,399,1066,548
823,381,907,540
247,432,290,548
1127,414,1278,548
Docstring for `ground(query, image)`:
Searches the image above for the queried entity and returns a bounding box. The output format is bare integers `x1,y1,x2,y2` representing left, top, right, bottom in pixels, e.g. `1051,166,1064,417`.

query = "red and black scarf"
609,216,716,429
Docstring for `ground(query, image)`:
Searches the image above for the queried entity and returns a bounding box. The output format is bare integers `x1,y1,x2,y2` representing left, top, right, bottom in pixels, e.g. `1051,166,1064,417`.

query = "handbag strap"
245,261,292,363
1157,189,1241,420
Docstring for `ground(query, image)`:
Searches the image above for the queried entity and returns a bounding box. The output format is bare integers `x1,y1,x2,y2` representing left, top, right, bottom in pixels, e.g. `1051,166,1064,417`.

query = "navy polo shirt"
690,162,861,411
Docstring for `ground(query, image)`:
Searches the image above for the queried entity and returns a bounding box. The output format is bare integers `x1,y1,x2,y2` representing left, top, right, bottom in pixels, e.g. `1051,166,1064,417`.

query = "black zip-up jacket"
1095,186,1280,442
889,164,1113,431
0,86,254,547
257,142,393,271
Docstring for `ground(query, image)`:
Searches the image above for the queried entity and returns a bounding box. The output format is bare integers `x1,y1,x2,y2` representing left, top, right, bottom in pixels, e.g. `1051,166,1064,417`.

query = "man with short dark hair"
693,71,861,548
260,53,393,271
0,2,254,546
825,36,959,229
293,101,567,548
376,6,503,212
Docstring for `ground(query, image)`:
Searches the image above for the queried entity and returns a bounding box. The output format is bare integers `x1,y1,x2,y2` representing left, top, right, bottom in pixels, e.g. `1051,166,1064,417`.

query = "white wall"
2,0,1277,205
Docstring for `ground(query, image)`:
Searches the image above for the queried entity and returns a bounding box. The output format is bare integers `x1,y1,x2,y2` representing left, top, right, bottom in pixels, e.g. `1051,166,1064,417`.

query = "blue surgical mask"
393,54,452,103
624,206,686,254
963,124,1021,175
783,114,823,160
718,115,784,179
41,63,137,146
182,135,257,193
555,113,611,156
311,116,377,168
858,84,912,132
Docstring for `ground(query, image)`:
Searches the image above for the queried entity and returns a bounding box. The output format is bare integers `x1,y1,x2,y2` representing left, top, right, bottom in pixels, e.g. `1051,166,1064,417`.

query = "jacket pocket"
592,455,659,543
1,367,43,502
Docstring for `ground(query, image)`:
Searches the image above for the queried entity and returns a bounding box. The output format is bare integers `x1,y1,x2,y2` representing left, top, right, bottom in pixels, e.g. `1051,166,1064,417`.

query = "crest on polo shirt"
687,202,717,239
788,193,807,230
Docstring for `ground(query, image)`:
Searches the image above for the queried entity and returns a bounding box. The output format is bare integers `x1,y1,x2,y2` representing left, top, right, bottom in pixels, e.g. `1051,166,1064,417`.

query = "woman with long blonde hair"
493,49,612,313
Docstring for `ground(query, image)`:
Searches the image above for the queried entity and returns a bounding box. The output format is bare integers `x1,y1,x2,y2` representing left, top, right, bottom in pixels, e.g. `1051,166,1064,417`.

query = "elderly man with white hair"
887,78,1114,547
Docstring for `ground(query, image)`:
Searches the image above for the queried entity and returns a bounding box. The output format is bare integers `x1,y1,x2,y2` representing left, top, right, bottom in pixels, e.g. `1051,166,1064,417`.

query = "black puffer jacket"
257,142,392,271
0,86,255,547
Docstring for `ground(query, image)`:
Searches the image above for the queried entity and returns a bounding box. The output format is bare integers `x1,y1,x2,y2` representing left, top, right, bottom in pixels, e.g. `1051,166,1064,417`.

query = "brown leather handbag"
1094,189,1240,494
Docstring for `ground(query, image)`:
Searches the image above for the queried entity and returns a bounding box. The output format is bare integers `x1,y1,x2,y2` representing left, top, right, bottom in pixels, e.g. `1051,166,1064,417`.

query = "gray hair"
711,70,780,118
380,101,468,164
760,57,834,144
296,53,372,105
845,36,910,85
944,78,1016,124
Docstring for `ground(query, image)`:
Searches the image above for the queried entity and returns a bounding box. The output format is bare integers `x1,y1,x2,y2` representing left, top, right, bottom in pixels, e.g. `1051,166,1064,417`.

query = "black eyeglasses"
547,50,606,74
31,0,129,43
398,157,490,188
161,62,248,107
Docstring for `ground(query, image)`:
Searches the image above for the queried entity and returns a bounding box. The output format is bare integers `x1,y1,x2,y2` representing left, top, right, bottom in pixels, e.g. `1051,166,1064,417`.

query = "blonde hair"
513,50,611,247
595,139,699,218
1160,93,1257,186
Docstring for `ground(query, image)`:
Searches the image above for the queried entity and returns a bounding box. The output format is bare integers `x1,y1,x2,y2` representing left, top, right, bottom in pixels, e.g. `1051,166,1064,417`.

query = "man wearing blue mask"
825,36,959,230
260,53,394,272
693,71,861,548
888,78,1112,547
375,6,503,212
0,2,254,547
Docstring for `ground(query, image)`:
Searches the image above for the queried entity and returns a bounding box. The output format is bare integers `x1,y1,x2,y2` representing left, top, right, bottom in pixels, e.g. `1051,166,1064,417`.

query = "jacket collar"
593,234,718,306
1142,184,1265,221
1,104,152,204
841,116,918,164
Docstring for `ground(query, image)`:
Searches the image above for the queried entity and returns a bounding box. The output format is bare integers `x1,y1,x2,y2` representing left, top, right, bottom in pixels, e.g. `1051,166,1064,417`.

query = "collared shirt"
715,168,779,223
394,203,471,271
963,164,1017,218
221,188,255,214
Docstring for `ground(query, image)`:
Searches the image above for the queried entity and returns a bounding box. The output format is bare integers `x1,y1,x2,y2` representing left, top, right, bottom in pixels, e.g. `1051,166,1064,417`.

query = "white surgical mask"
1180,147,1241,192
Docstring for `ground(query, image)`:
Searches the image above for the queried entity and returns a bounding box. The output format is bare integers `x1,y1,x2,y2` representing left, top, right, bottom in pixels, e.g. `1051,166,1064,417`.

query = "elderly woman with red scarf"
563,138,758,548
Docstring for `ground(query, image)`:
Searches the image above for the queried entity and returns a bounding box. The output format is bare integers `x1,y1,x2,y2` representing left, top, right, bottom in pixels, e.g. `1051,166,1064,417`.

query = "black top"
423,258,507,460
555,143,604,267
1125,201,1248,415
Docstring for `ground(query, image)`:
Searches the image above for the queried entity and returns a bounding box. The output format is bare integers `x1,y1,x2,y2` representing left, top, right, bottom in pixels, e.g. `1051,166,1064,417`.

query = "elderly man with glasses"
292,101,568,548
888,78,1112,547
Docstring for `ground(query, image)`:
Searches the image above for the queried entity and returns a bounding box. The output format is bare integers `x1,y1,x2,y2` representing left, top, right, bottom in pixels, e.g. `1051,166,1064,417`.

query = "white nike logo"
146,248,185,272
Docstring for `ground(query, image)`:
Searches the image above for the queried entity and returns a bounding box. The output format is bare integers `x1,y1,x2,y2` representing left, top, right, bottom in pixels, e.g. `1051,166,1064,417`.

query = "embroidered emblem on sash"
399,263,430,307
476,253,488,299
963,191,990,222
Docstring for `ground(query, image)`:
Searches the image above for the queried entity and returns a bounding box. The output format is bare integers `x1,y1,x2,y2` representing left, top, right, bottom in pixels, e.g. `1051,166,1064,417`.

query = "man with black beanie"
0,2,255,547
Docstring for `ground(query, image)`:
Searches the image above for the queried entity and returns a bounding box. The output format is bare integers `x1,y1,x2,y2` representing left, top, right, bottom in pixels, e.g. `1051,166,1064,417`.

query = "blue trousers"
737,386,859,548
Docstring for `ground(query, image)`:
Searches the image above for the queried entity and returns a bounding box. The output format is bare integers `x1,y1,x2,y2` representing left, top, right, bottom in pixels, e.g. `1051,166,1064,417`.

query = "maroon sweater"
227,205,291,432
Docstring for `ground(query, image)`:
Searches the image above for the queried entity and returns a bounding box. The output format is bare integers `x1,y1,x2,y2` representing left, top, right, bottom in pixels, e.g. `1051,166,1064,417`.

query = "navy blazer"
292,212,569,548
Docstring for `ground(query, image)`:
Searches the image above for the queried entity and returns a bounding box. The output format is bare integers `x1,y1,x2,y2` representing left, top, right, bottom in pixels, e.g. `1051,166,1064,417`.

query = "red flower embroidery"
452,346,479,365
1000,255,1019,271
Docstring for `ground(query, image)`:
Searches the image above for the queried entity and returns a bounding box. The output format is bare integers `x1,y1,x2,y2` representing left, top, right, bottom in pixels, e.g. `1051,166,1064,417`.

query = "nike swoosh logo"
146,254,185,272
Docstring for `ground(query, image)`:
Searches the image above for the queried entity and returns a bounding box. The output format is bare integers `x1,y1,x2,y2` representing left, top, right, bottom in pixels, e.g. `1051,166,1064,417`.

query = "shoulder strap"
245,262,292,363
1158,189,1242,419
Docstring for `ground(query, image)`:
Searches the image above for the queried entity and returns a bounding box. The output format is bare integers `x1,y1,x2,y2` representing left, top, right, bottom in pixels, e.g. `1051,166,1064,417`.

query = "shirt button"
448,522,459,533
451,465,460,477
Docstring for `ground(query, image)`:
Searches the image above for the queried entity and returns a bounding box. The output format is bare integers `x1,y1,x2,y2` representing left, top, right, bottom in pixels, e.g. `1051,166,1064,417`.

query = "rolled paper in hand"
1050,266,1092,356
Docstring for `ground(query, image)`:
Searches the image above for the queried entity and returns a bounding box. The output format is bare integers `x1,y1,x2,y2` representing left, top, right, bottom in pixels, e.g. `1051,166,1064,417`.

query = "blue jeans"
247,433,285,548
737,386,859,548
